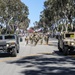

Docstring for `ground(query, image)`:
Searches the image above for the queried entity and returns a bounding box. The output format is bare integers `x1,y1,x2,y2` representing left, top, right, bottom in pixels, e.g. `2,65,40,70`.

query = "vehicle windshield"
0,36,2,40
65,33,74,38
5,35,15,39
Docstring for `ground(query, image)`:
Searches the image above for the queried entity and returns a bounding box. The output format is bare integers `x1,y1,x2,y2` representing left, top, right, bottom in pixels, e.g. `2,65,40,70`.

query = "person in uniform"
29,34,33,45
25,36,29,45
33,33,39,45
44,33,49,45
39,34,43,44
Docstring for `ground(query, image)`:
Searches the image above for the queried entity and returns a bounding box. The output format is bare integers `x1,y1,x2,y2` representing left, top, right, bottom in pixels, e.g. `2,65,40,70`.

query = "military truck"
0,34,20,57
58,32,75,55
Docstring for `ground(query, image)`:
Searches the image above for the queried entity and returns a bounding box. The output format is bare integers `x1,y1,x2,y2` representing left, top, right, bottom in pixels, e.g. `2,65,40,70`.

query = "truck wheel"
11,48,17,57
58,42,62,52
17,49,19,53
63,46,69,55
17,46,20,53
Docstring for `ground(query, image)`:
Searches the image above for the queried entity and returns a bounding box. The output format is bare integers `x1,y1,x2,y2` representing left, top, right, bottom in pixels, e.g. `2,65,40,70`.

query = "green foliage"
1,28,7,34
38,0,75,31
0,0,30,33
58,24,62,31
68,24,72,31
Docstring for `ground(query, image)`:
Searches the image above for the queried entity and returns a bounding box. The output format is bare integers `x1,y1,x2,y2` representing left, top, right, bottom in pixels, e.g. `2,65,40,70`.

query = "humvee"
0,34,20,57
58,32,75,55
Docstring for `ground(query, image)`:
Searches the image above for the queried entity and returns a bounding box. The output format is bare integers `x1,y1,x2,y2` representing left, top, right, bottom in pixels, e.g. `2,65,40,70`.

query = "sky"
21,0,45,28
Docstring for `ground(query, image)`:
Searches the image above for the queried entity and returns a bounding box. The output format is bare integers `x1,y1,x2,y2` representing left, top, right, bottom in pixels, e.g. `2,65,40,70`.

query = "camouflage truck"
58,32,75,55
0,34,20,57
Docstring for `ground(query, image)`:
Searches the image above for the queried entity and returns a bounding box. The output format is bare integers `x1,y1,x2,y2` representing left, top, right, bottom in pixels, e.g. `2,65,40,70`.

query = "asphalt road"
0,37,75,75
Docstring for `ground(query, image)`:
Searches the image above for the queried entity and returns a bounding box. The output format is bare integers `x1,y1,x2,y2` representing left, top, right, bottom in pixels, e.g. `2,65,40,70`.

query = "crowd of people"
25,32,50,46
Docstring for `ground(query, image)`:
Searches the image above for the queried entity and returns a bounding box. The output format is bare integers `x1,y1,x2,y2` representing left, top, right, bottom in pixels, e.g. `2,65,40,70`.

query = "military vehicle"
58,32,75,55
0,34,20,57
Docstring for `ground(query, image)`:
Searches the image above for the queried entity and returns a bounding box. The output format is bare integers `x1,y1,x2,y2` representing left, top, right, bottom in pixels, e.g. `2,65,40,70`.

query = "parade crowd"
25,32,50,46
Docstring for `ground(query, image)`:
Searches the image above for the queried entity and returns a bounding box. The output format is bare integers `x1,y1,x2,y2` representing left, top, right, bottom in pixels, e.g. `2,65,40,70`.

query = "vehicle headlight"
6,44,10,47
71,42,75,45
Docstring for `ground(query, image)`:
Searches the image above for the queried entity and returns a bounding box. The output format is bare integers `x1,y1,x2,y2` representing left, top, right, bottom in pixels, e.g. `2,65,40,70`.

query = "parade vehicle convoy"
58,32,75,55
0,34,20,57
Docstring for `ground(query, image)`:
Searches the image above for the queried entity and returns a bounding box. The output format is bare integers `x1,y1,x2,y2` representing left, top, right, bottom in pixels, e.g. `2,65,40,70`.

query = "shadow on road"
0,53,10,58
53,50,75,56
7,51,75,75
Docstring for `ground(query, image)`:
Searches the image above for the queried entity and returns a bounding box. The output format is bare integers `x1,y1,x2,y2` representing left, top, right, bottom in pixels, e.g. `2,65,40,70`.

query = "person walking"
25,36,29,45
44,33,49,45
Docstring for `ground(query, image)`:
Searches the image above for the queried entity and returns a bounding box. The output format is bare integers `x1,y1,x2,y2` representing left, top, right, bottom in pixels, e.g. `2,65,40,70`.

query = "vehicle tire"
17,49,19,53
58,42,62,52
63,46,69,55
11,48,17,57
17,46,20,53
20,38,22,42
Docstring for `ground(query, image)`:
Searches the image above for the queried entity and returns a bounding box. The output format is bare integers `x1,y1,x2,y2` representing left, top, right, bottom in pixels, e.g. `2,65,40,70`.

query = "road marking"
0,57,14,62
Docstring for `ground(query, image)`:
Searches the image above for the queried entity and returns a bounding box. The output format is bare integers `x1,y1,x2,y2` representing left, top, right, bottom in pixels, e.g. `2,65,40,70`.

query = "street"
0,37,75,75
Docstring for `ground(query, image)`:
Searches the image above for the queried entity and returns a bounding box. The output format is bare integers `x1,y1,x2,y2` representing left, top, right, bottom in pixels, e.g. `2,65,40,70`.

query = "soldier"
39,34,43,44
25,36,29,45
29,34,33,44
34,33,39,45
44,33,49,45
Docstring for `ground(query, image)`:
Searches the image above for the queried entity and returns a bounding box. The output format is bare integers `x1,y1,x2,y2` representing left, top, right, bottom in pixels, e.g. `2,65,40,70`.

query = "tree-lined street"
0,0,75,75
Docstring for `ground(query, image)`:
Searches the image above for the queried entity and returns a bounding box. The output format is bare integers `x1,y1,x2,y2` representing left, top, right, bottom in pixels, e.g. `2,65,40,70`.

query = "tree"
0,0,30,34
39,0,75,32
